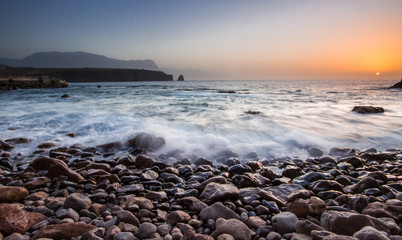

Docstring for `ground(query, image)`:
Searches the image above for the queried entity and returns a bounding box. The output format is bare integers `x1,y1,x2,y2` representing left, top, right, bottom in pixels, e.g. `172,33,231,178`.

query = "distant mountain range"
0,51,224,80
0,51,159,70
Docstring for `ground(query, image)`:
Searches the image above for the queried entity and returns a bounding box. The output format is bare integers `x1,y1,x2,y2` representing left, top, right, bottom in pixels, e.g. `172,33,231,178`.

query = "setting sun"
376,72,381,76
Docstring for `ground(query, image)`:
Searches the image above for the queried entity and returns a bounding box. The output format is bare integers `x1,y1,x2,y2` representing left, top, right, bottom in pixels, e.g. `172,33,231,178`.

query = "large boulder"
28,156,84,182
352,106,384,114
271,212,298,235
211,218,251,240
127,133,165,151
32,222,96,239
0,203,46,235
321,210,400,235
0,186,29,203
200,183,239,204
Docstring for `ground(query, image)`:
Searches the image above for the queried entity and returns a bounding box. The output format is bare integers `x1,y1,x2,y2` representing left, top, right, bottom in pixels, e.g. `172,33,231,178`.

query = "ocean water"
0,79,401,161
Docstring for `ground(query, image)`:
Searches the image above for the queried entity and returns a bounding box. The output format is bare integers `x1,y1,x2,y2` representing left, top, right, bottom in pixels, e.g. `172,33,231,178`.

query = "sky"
1,0,402,80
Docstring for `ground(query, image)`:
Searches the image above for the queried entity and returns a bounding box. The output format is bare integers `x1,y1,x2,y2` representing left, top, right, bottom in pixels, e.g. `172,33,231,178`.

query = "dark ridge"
0,67,173,82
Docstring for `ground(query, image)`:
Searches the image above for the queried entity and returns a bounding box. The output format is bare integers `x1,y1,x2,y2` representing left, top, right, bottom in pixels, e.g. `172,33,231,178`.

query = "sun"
376,72,380,76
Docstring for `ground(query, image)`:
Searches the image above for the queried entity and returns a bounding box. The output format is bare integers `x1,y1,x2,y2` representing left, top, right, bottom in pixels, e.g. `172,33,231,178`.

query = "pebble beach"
0,132,401,240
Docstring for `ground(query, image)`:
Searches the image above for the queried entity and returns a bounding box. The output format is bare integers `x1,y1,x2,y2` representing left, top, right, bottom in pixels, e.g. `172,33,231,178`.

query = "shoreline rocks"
0,139,401,239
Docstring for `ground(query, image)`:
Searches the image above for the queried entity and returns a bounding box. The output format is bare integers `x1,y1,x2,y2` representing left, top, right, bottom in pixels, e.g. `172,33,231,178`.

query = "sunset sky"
1,0,401,80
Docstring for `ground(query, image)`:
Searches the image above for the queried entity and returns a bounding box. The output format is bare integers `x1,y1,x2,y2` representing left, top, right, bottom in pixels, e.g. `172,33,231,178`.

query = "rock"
96,141,123,151
308,147,324,157
329,148,358,157
312,180,344,193
116,184,144,194
228,164,253,176
177,197,208,212
217,234,235,240
291,233,312,240
135,154,156,168
118,196,153,210
0,203,46,235
61,94,70,98
137,222,157,239
286,190,315,202
292,172,333,188
113,232,135,240
264,184,305,203
37,142,57,149
295,219,325,236
352,106,385,114
320,210,400,235
105,225,121,240
211,218,251,240
3,232,29,240
200,183,239,204
127,133,165,150
247,216,266,229
64,193,92,211
28,156,84,182
55,207,80,222
282,167,303,179
167,210,191,225
197,176,227,192
351,177,379,193
362,202,402,220
177,75,184,81
390,79,402,88
353,226,389,240
0,140,14,150
32,222,96,239
266,232,281,240
117,210,140,226
287,197,326,217
0,186,29,203
5,137,30,144
194,157,213,166
24,176,51,190
200,202,240,221
271,212,298,235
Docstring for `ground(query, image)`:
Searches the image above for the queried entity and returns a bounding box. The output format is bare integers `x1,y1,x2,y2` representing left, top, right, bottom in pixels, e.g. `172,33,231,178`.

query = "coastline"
0,134,401,239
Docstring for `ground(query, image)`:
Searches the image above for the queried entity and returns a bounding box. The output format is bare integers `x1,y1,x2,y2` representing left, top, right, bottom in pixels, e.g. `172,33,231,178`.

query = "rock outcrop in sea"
178,75,184,81
390,79,402,88
0,133,401,239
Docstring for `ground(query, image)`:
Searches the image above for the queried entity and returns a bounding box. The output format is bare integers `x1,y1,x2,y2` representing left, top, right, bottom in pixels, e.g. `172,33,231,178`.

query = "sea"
1,79,401,162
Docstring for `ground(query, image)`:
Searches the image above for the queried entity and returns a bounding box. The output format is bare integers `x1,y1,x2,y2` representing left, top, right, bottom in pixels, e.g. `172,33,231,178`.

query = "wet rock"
64,193,92,211
96,141,123,151
194,157,213,167
32,222,96,239
282,167,303,179
320,210,400,235
127,133,165,151
137,222,157,239
264,184,305,203
197,176,227,192
177,197,207,212
200,183,239,204
55,207,80,222
247,216,266,229
231,174,259,188
211,218,251,240
352,226,389,240
352,106,384,114
167,210,191,225
116,184,144,194
287,197,326,217
200,202,240,221
29,156,84,182
0,203,46,234
312,180,344,193
271,212,298,235
119,196,153,210
286,190,315,202
266,231,281,240
217,234,235,240
295,219,325,236
308,147,324,157
329,148,358,157
293,172,333,188
113,232,135,240
0,186,29,203
116,210,140,226
351,177,379,193
362,201,402,220
135,154,156,168
228,164,253,176
5,138,30,145
360,152,396,162
0,140,14,150
24,176,51,190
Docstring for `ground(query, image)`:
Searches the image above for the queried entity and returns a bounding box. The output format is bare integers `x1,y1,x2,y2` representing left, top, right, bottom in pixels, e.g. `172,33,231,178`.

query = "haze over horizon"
1,0,402,80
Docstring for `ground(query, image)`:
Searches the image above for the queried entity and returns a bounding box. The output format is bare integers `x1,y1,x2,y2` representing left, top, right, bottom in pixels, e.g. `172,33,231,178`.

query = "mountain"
0,51,159,70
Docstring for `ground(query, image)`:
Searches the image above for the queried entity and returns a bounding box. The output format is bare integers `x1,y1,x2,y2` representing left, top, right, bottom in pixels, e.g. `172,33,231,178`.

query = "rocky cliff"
0,67,173,82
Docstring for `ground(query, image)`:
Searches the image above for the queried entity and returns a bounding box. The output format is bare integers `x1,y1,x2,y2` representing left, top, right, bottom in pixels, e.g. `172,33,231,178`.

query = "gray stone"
271,212,298,235
200,183,239,204
64,193,92,211
55,207,80,222
113,232,135,240
353,226,389,240
137,222,157,239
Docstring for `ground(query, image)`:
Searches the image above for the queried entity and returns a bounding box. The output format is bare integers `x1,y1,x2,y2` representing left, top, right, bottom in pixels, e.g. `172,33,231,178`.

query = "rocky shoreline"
0,134,401,240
